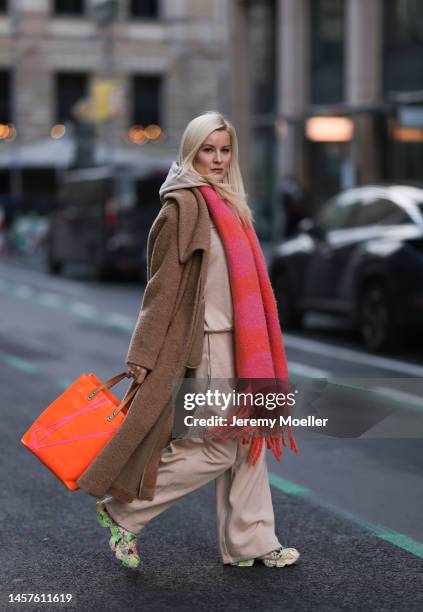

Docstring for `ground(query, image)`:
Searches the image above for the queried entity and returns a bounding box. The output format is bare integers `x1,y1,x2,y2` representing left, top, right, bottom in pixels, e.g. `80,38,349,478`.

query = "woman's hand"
126,363,149,385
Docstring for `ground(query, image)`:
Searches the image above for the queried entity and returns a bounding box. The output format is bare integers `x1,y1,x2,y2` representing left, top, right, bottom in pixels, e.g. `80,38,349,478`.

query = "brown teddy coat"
76,187,211,503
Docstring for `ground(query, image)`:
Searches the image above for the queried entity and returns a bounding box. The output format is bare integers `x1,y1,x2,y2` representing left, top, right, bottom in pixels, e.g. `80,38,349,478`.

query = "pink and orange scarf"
198,185,299,465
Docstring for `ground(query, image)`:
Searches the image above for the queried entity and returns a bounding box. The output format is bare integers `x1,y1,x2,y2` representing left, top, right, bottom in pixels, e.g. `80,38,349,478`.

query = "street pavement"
0,257,422,612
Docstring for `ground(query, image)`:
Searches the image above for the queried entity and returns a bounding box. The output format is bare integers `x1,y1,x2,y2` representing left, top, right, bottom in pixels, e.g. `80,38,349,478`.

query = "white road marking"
287,365,423,414
38,292,64,307
373,386,423,412
66,301,97,317
2,275,422,383
12,284,35,299
103,312,134,330
284,334,423,377
288,361,330,379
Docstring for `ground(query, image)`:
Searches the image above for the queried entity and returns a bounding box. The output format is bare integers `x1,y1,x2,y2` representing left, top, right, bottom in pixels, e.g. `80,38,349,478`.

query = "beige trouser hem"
105,437,281,564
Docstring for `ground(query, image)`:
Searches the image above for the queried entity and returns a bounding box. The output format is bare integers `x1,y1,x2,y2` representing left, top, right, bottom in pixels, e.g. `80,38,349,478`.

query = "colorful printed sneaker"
96,499,141,569
230,547,300,568
258,546,300,567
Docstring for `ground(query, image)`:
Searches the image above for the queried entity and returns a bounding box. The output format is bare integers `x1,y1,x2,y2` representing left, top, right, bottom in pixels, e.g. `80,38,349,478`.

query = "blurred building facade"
233,0,423,240
0,0,232,203
1,1,422,242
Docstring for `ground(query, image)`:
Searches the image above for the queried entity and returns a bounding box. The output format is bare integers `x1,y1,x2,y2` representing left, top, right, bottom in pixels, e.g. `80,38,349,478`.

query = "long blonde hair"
178,111,255,227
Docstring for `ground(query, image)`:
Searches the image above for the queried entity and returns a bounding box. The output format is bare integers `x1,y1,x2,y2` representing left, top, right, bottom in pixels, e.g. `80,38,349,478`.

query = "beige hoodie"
159,160,210,205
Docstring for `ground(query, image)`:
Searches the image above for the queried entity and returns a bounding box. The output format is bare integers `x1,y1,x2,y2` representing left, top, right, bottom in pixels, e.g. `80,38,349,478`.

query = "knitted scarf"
198,185,299,465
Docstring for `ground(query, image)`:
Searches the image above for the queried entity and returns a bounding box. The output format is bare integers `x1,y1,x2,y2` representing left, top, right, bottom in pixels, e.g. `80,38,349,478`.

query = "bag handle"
106,382,141,422
86,371,145,422
86,371,130,400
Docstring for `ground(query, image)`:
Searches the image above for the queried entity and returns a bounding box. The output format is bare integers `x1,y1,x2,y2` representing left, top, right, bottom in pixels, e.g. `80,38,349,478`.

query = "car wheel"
358,281,401,352
94,259,113,281
273,270,303,330
46,234,63,275
48,258,63,275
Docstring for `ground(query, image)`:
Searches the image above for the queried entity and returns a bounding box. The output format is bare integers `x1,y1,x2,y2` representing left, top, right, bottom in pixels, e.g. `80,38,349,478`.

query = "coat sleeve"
125,201,182,371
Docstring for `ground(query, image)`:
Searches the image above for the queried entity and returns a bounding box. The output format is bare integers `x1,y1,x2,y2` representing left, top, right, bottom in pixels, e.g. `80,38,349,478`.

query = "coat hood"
159,160,209,205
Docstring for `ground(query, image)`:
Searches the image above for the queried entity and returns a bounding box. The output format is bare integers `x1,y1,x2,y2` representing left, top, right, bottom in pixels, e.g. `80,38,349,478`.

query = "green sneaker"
96,499,141,569
230,559,255,567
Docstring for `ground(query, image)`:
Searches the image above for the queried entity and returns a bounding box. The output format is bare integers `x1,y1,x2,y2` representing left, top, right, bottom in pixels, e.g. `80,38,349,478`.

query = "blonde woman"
78,111,300,569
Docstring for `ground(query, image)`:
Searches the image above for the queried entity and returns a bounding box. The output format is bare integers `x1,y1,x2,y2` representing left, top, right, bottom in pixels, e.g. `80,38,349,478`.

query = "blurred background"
1,2,422,222
0,0,422,354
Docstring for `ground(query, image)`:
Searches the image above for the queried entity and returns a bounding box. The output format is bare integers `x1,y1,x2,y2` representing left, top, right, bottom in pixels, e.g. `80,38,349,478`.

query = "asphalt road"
0,257,422,612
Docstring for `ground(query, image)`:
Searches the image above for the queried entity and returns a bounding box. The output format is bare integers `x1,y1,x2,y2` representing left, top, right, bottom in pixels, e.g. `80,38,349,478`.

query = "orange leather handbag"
21,371,140,491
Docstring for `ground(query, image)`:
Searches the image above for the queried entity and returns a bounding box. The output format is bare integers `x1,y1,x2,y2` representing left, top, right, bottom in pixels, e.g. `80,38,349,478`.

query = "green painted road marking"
2,354,38,374
373,526,423,558
268,472,312,496
269,470,423,559
315,499,423,559
55,378,74,390
1,353,74,390
0,279,135,331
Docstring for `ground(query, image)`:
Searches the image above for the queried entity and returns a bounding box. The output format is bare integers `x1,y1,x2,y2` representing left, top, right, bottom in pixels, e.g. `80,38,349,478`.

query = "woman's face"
194,129,232,181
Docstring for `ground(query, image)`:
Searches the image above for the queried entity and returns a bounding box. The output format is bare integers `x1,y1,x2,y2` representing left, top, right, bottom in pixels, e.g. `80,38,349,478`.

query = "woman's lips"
212,168,223,172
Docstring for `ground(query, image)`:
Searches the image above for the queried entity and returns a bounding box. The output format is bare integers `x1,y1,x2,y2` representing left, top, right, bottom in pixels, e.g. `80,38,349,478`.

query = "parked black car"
269,184,423,352
48,165,165,281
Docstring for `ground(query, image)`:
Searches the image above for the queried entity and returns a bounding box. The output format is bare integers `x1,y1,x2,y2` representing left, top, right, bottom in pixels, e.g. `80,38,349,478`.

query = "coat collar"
162,187,211,264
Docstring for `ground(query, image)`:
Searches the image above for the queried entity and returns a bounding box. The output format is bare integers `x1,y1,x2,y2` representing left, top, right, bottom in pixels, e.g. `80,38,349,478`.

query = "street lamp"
9,3,22,201
91,0,118,27
91,0,118,168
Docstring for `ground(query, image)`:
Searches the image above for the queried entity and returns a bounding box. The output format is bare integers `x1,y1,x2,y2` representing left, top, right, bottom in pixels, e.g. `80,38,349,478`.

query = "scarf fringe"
288,427,300,453
246,427,300,466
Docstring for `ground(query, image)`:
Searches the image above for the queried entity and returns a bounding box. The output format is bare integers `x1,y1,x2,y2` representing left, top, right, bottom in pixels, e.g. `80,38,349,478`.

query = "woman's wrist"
126,362,150,384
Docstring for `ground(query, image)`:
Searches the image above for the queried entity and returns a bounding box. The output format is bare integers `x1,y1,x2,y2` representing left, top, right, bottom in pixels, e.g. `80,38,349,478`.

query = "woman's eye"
203,148,230,153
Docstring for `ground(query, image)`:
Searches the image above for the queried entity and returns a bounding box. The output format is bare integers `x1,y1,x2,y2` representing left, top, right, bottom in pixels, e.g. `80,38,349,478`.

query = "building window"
0,71,11,124
251,124,277,241
247,1,277,241
249,0,276,115
54,1,84,15
130,0,159,18
311,0,345,105
383,0,423,92
55,72,89,123
132,75,162,126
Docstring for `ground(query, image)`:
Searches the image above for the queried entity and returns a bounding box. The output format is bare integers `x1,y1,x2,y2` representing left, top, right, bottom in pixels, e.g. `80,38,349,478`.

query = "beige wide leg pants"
105,331,281,564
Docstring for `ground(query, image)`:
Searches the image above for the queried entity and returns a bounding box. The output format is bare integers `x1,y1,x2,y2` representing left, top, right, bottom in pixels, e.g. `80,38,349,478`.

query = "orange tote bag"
21,371,140,491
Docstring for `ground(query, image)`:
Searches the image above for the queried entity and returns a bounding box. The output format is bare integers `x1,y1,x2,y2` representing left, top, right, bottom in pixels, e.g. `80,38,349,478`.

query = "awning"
0,135,175,173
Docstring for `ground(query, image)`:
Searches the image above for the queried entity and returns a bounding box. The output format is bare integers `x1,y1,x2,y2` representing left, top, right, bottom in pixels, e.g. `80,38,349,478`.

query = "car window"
352,198,410,227
314,193,360,231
